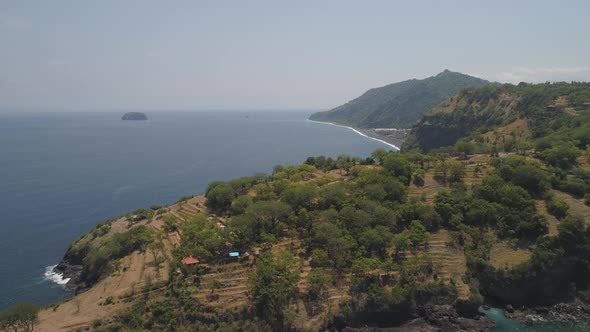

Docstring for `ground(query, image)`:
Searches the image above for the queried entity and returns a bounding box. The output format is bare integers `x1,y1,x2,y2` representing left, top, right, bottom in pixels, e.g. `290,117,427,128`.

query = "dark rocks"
421,305,494,332
52,246,91,294
53,259,86,293
121,112,148,120
515,301,590,325
505,304,514,313
340,305,494,332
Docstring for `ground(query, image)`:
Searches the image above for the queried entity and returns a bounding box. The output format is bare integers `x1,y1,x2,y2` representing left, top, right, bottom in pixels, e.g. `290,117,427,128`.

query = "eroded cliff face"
402,89,522,152
53,247,86,293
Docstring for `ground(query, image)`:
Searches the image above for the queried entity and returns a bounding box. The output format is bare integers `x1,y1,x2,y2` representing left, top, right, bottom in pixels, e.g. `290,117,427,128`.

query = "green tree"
0,302,40,332
358,226,392,257
539,142,581,169
230,195,253,215
149,241,165,267
181,215,224,261
547,196,569,220
406,220,431,248
413,168,425,186
249,250,300,328
280,184,317,210
205,182,235,213
392,232,410,260
371,148,387,164
448,161,466,184
382,153,412,184
162,215,178,232
310,248,330,268
307,268,332,302
336,154,353,174
230,201,292,243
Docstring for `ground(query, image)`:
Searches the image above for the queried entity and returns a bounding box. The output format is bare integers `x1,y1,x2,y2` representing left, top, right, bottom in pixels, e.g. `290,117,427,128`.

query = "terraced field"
37,242,169,332
196,261,252,310
427,230,470,299
490,240,531,269
408,172,444,205
169,196,206,222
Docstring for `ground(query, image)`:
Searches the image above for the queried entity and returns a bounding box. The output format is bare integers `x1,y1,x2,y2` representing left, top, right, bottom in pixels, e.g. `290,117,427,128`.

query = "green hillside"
402,82,590,155
8,83,590,332
309,70,493,128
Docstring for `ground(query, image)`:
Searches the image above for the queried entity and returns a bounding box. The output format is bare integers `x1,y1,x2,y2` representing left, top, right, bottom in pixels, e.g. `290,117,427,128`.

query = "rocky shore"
339,305,494,332
52,251,88,294
507,301,590,326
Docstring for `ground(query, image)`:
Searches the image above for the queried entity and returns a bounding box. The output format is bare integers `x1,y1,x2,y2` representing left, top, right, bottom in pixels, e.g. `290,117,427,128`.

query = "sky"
1,0,589,111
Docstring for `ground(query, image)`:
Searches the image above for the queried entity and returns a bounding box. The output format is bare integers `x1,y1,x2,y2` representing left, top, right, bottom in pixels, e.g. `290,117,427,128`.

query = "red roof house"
181,256,200,265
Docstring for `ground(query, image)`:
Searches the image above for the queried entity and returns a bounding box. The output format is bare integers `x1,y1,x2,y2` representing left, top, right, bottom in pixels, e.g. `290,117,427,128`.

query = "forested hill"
402,82,590,154
309,70,493,128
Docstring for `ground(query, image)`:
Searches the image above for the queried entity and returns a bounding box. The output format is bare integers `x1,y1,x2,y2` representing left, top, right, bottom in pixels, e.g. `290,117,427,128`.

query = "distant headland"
121,112,148,120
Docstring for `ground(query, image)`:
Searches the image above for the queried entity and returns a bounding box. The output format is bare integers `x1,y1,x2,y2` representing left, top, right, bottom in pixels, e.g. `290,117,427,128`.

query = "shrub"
546,196,569,220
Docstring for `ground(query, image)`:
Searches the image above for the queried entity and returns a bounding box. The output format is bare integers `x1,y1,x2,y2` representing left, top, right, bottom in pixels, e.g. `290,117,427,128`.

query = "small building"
229,252,240,258
582,102,590,109
546,104,556,111
181,256,200,265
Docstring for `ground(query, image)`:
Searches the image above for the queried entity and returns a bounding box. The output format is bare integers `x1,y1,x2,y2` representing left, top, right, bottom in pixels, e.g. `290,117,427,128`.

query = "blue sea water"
0,110,392,310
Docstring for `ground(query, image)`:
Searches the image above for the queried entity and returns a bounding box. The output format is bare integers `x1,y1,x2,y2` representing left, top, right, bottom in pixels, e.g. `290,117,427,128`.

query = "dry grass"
427,230,470,299
37,249,168,332
535,200,560,236
481,118,531,144
430,95,470,114
408,172,445,205
489,241,531,270
169,196,206,222
196,261,252,310
577,155,590,171
554,190,590,222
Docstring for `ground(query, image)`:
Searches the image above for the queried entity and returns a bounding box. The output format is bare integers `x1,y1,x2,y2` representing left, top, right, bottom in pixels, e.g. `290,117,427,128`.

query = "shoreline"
307,119,401,150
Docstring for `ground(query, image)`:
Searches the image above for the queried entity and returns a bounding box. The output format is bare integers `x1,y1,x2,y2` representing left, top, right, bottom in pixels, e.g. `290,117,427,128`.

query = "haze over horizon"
1,0,589,111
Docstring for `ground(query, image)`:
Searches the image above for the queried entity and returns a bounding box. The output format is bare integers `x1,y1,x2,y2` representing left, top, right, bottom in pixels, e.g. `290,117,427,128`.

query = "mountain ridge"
309,70,494,128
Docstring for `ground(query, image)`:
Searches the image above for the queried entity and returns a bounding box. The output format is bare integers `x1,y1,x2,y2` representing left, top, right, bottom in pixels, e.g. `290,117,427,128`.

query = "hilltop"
309,70,493,128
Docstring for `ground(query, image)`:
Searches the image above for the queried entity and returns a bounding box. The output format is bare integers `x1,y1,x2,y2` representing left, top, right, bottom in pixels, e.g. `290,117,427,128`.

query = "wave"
307,119,400,150
43,265,70,286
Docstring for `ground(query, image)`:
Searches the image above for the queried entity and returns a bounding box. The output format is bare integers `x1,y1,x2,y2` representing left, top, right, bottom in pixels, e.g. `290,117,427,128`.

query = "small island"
121,112,148,120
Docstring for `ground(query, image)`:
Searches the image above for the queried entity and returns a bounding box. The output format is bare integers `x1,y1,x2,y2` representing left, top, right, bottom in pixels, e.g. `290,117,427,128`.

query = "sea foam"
43,265,70,285
307,119,400,150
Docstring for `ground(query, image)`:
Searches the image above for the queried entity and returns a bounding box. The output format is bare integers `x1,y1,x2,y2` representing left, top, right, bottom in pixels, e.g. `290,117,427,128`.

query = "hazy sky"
1,0,589,111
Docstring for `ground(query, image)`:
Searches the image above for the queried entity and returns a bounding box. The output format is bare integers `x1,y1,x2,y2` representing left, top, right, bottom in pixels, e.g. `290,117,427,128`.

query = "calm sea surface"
0,110,392,310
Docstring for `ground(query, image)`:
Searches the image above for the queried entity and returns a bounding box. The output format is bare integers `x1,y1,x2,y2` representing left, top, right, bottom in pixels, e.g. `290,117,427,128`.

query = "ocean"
0,110,393,310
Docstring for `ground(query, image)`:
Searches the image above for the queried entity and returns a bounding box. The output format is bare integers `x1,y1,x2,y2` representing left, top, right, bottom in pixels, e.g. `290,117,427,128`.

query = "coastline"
307,119,402,150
